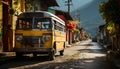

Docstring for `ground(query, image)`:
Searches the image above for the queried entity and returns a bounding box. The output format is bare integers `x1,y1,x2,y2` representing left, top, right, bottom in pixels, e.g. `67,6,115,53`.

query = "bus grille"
21,36,43,47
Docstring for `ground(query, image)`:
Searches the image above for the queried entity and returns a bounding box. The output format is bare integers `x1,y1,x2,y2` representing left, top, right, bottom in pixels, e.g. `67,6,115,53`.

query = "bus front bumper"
13,48,53,53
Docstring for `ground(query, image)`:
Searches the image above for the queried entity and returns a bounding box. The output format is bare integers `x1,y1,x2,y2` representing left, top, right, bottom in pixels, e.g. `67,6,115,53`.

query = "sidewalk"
99,42,120,69
0,52,15,64
64,40,90,56
66,41,81,48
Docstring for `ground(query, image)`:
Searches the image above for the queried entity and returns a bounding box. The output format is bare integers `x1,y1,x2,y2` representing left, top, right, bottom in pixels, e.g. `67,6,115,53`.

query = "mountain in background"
71,0,105,37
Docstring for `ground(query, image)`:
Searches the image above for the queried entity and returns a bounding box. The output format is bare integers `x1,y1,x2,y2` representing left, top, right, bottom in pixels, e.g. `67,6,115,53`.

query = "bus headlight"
16,35,23,41
43,35,51,42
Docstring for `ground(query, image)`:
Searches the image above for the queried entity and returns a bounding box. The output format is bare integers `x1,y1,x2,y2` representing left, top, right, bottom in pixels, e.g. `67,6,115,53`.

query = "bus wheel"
16,52,23,57
33,53,37,57
60,50,64,56
49,51,55,60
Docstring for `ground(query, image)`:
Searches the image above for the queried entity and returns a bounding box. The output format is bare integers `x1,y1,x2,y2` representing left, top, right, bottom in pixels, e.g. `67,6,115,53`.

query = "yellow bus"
14,11,66,60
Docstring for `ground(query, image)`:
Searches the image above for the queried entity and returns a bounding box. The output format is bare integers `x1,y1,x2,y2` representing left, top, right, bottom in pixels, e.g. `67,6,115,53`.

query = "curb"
66,41,80,48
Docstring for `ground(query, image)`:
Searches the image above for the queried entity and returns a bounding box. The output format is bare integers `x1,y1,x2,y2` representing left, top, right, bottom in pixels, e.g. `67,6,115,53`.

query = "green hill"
71,0,105,37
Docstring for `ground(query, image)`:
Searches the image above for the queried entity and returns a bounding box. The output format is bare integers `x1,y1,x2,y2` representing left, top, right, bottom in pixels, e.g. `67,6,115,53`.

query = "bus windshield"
16,18,52,30
16,18,32,30
34,18,51,29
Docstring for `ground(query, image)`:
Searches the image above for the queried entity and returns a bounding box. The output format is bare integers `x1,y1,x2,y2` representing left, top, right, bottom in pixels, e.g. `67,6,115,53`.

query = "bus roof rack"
18,11,65,24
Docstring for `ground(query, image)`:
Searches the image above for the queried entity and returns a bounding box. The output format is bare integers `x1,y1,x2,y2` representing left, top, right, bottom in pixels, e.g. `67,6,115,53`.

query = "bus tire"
16,52,23,57
53,42,57,53
33,53,37,57
49,50,55,60
60,49,64,56
60,42,65,56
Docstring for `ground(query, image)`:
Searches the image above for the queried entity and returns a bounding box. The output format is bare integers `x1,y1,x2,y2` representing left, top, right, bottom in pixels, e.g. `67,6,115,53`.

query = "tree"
99,0,120,35
99,0,120,24
99,0,120,51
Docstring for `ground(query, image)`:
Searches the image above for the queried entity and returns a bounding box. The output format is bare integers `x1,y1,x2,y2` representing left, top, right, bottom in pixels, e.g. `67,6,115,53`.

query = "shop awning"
55,10,73,20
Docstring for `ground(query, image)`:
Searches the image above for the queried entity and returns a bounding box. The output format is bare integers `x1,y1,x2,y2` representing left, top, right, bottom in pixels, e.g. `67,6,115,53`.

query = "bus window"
22,21,26,29
26,22,32,29
16,18,32,30
54,20,65,32
34,18,51,30
18,20,22,29
42,22,50,29
36,22,42,29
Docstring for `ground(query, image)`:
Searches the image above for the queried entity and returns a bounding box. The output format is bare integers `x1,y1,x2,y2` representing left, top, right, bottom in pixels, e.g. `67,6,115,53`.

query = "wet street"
0,40,118,69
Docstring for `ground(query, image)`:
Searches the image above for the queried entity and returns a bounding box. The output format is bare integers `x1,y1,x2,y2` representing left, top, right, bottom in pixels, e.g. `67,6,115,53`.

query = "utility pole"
2,0,9,51
65,0,72,13
68,0,70,13
65,0,72,44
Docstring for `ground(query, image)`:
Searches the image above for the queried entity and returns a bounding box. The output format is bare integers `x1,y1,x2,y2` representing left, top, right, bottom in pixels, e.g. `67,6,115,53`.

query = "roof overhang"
55,10,73,20
44,0,59,7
